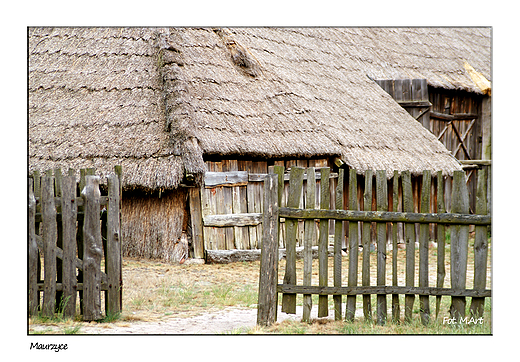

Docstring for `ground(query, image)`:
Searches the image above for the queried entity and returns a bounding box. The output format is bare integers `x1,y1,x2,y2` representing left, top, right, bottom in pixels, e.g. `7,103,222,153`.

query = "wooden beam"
205,171,248,187
430,112,479,121
397,100,432,108
203,213,263,227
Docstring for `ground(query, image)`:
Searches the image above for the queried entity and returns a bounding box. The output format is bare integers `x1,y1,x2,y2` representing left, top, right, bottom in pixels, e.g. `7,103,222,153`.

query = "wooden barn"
29,27,489,263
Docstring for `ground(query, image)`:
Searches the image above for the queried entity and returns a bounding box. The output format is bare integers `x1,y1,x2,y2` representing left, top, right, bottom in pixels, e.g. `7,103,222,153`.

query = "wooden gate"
257,166,491,326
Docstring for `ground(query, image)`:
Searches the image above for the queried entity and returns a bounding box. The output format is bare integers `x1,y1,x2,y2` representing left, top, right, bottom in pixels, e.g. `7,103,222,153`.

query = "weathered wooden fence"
28,167,122,321
257,166,491,326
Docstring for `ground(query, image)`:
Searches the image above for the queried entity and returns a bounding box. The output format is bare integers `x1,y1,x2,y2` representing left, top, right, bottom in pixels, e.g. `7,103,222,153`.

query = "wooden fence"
28,167,122,321
257,166,491,326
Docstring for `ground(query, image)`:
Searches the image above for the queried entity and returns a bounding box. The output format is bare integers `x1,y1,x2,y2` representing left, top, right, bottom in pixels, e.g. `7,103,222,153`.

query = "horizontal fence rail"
257,166,491,327
28,167,122,321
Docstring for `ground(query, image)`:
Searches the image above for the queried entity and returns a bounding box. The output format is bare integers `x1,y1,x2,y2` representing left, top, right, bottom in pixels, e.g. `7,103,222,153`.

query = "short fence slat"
376,170,388,325
346,169,358,321
435,171,446,318
318,167,330,317
302,168,316,322
333,168,344,320
106,173,122,315
391,170,400,323
470,168,489,318
41,174,57,318
61,175,78,318
257,174,279,326
450,170,470,321
281,167,304,314
362,169,373,322
419,170,431,325
82,176,103,321
28,179,39,316
402,171,415,323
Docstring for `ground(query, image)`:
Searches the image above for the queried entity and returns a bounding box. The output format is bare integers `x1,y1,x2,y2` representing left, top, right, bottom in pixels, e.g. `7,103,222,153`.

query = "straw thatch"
29,27,490,188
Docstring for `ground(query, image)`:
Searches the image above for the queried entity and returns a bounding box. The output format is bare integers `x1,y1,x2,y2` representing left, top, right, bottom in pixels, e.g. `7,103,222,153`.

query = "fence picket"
302,168,316,322
450,170,470,321
41,174,57,318
61,175,78,318
402,171,415,323
28,179,39,316
391,170,400,323
469,168,488,318
282,167,304,314
82,176,103,321
436,171,446,318
376,170,388,325
107,173,122,315
362,169,373,321
318,167,330,317
419,170,431,325
346,169,358,321
333,168,345,320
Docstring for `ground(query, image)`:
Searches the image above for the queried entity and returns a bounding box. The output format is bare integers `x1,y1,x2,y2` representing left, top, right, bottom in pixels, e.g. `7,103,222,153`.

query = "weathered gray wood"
189,187,205,258
362,169,373,322
204,171,249,187
61,176,78,318
450,171,470,321
221,161,235,250
278,208,489,225
257,174,279,326
435,171,446,318
402,171,415,323
277,285,490,298
54,169,64,314
302,168,316,323
346,169,358,321
106,174,122,315
376,170,387,325
231,160,247,250
41,174,57,318
206,249,262,264
470,168,489,319
419,171,431,325
333,168,344,321
203,213,263,227
391,170,400,323
82,176,103,321
282,166,304,314
318,167,330,317
28,179,39,316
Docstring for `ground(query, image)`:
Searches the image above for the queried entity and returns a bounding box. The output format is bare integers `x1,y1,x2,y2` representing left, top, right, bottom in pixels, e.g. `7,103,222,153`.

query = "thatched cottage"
29,27,490,262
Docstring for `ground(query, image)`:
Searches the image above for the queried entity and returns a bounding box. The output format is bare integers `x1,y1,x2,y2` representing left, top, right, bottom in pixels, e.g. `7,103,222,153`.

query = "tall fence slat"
333,168,345,320
469,168,489,318
436,171,446,318
376,170,388,325
257,173,279,326
54,169,64,313
419,170,431,325
282,167,304,314
346,169,358,321
450,170,470,321
41,174,57,317
318,167,330,317
28,179,39,316
302,168,316,322
362,169,373,321
402,170,415,323
107,173,122,315
391,170,400,323
82,176,103,321
61,175,78,318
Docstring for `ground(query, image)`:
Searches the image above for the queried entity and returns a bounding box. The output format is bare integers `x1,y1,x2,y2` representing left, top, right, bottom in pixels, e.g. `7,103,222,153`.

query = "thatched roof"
30,27,488,189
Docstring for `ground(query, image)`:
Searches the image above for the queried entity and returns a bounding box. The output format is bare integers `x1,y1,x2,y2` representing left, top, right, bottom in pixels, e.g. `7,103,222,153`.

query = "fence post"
362,169,373,321
450,170,470,321
469,168,489,318
346,168,359,321
402,171,415,323
61,175,78,318
41,173,57,318
257,173,279,326
106,173,122,315
334,168,345,321
391,170,400,323
281,167,305,314
82,176,103,321
302,167,316,323
435,171,446,318
376,170,388,325
28,178,39,316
